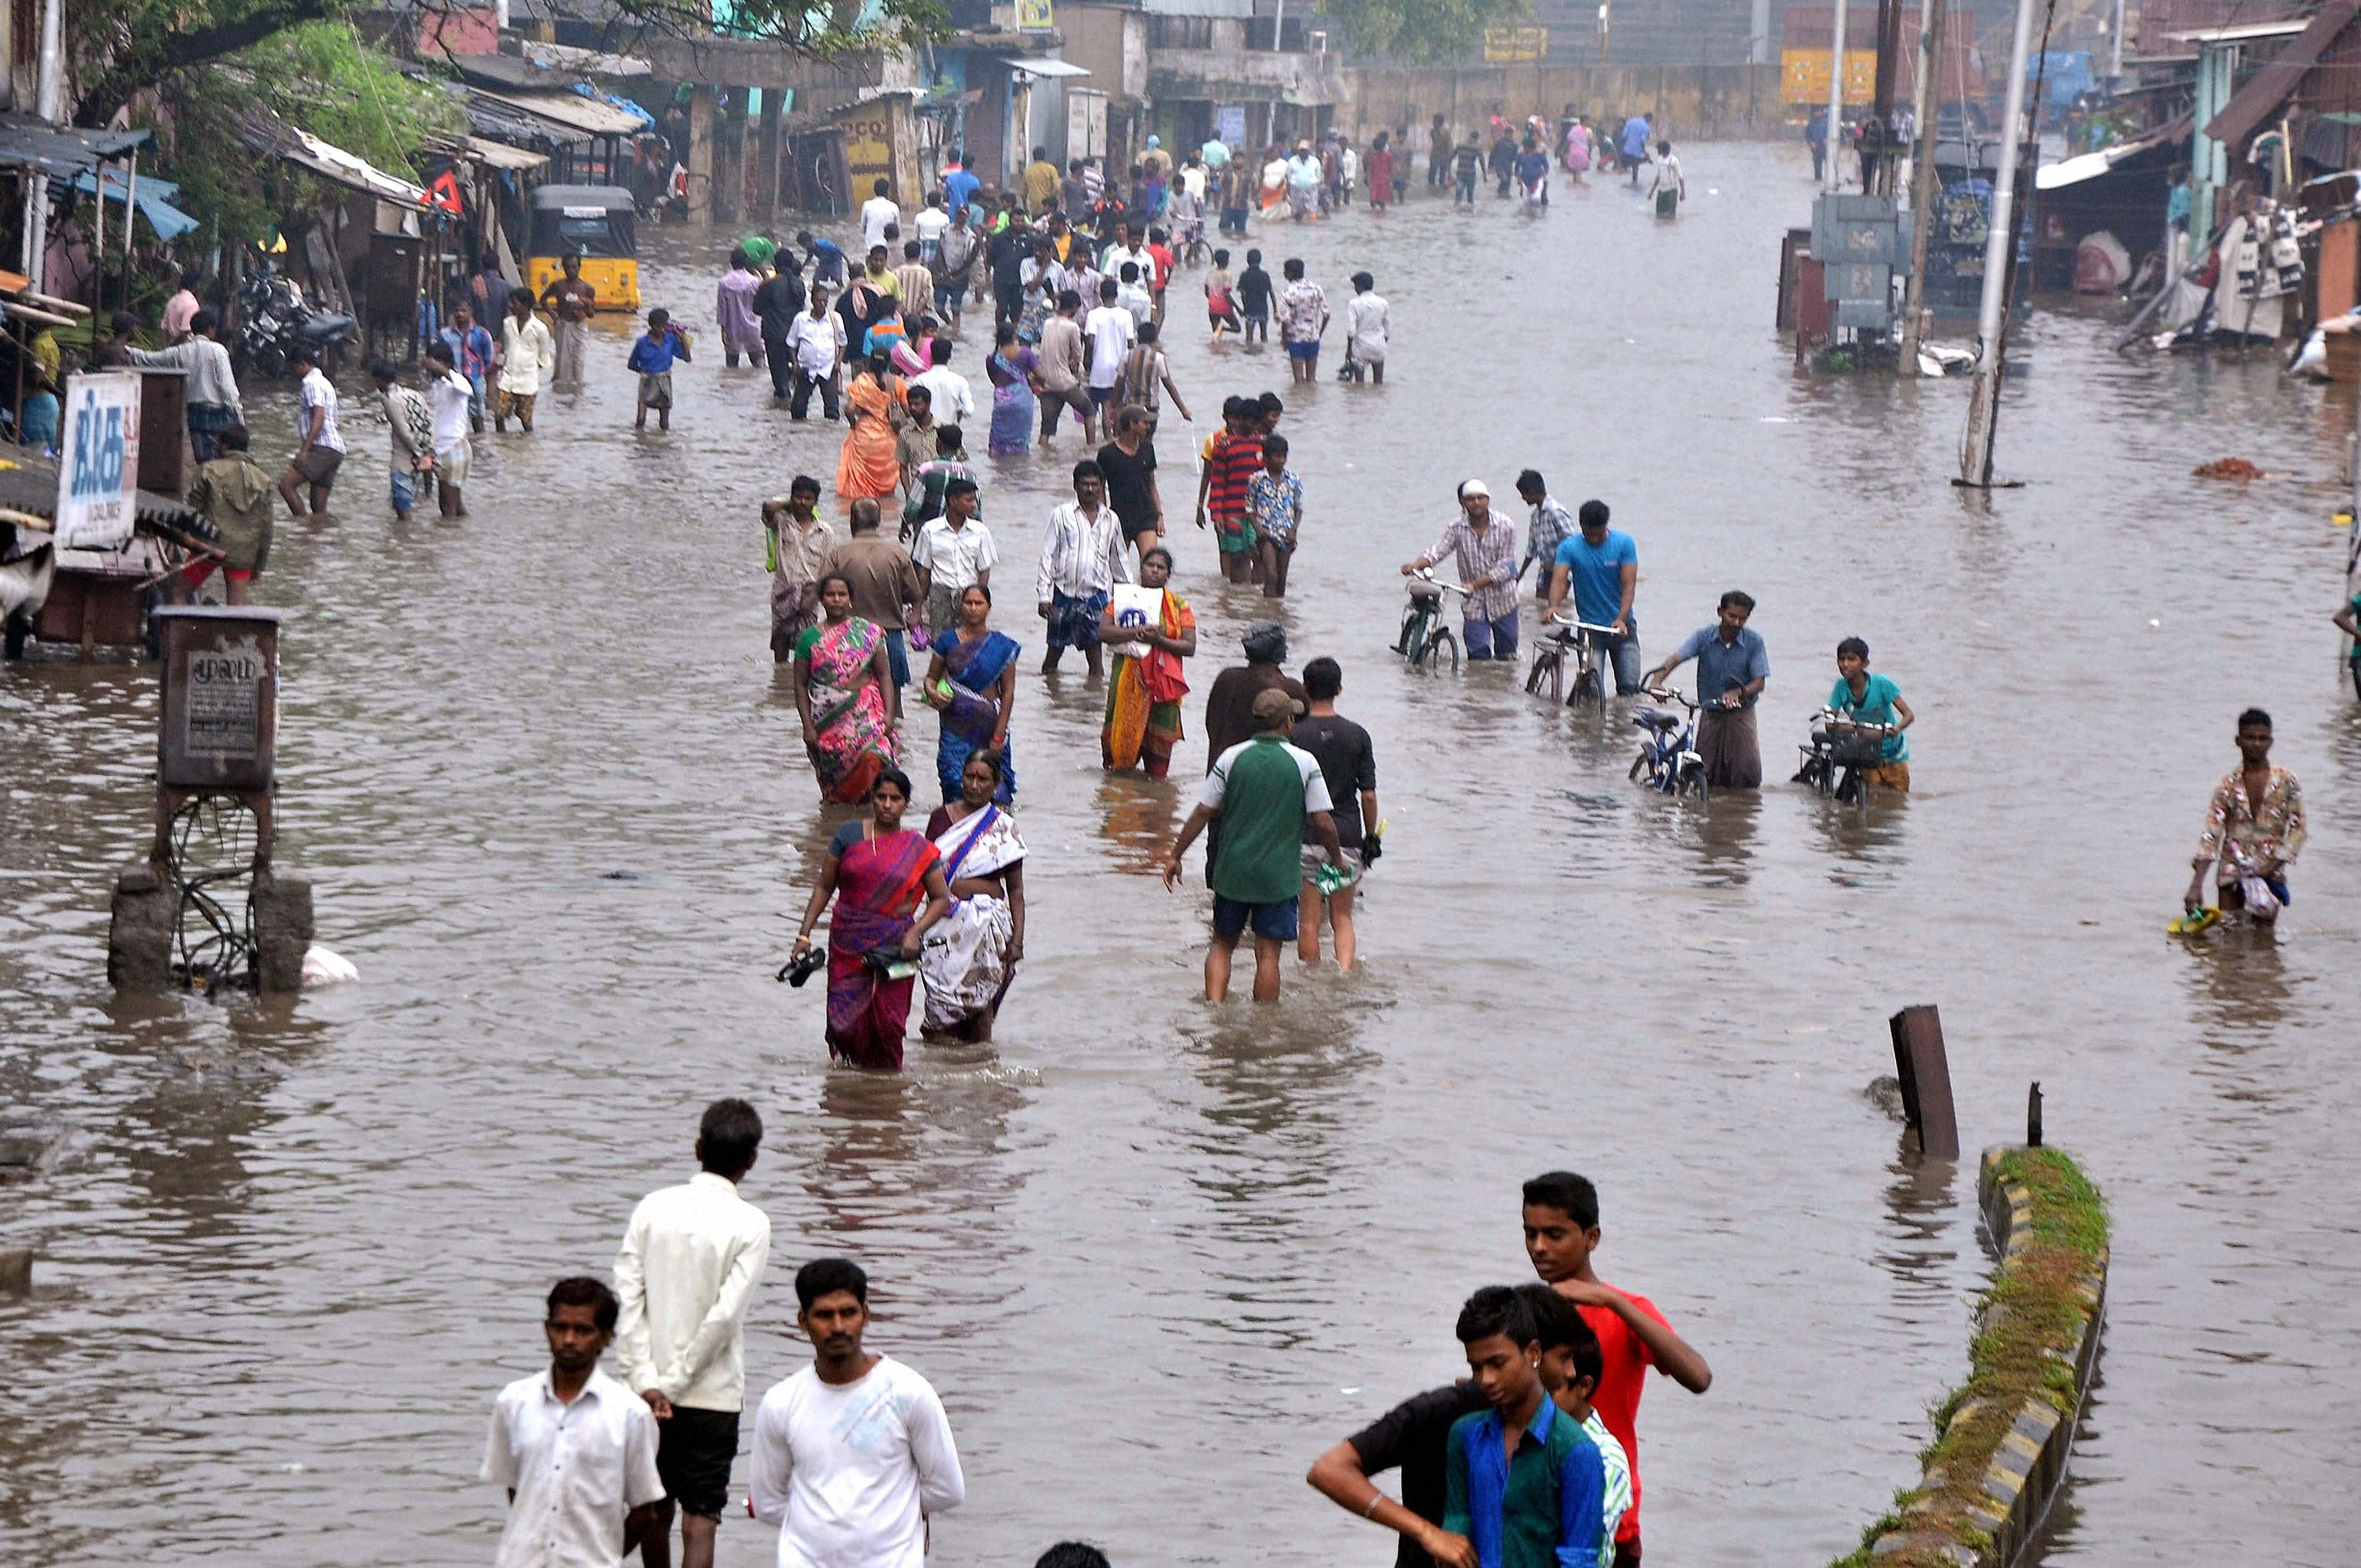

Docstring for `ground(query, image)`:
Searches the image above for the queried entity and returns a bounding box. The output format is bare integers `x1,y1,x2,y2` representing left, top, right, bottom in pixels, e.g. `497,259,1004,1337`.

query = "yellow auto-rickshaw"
527,185,639,312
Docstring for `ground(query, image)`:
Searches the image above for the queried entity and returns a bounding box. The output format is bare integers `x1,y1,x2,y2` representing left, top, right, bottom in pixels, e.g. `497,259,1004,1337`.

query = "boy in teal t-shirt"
1827,635,1914,790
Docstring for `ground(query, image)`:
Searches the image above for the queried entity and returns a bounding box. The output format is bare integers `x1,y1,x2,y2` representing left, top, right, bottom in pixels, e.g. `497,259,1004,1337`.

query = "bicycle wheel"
1424,628,1459,673
1677,760,1710,806
1629,750,1651,784
1526,649,1561,698
1835,767,1863,806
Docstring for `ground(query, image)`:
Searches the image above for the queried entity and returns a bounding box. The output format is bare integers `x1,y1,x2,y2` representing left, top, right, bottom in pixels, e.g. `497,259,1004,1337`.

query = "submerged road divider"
1834,1146,2109,1568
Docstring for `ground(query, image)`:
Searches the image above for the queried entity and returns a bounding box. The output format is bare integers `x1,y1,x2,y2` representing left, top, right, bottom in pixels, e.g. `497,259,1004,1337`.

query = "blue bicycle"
1629,687,1708,803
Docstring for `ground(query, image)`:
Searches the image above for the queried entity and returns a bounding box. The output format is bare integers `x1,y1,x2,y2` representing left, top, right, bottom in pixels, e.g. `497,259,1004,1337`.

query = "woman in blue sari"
921,583,1019,803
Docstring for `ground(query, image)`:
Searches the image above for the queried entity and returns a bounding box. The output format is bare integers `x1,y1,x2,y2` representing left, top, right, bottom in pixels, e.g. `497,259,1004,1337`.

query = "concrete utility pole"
1897,0,1945,371
1752,0,1773,64
24,0,63,288
1959,0,2039,485
1825,0,1850,192
2108,0,2124,77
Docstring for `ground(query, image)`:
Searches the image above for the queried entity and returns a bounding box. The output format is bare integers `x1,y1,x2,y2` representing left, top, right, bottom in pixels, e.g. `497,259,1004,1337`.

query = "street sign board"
56,372,143,552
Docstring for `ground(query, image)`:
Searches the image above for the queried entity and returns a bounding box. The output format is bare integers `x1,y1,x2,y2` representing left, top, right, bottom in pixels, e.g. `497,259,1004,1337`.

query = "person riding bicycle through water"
1543,498,1642,694
1823,637,1913,792
1400,479,1520,662
1646,590,1768,789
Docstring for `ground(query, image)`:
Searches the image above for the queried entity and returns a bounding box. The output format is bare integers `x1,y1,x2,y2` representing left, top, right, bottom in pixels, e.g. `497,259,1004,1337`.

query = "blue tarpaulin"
70,167,199,240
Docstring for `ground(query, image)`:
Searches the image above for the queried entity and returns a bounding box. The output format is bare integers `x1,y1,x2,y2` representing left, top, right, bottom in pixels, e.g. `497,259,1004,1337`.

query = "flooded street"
4,141,2356,1563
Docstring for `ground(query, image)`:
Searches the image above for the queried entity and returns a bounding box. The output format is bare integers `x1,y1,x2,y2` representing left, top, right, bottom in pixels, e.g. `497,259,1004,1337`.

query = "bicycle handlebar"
1407,569,1472,596
1644,687,1702,712
1541,617,1620,634
1813,706,1900,735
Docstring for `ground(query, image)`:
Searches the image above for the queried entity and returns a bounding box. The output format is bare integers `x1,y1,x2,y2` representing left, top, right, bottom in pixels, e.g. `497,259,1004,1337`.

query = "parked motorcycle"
231,264,355,381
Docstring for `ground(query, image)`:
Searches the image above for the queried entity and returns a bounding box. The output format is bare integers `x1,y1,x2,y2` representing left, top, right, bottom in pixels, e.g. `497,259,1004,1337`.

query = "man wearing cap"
1401,480,1522,662
1161,687,1348,1002
1203,621,1309,772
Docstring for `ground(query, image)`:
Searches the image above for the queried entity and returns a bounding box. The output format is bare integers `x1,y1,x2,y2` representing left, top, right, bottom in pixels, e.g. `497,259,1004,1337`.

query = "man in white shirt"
1036,458,1131,678
1099,222,1152,291
911,190,952,261
860,178,901,251
1344,270,1390,385
909,337,975,431
495,291,557,433
912,476,995,633
483,1277,666,1568
785,284,848,422
614,1100,772,1568
422,341,474,519
1081,280,1136,425
124,311,242,459
277,347,346,518
1114,263,1154,331
749,1259,965,1568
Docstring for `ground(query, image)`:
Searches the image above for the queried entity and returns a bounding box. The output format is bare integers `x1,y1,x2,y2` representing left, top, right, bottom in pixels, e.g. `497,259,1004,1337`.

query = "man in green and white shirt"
1160,686,1346,1002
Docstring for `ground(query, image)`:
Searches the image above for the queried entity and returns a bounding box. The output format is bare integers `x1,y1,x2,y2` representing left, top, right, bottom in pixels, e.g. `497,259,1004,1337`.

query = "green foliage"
1312,0,1530,64
625,0,952,58
133,23,461,246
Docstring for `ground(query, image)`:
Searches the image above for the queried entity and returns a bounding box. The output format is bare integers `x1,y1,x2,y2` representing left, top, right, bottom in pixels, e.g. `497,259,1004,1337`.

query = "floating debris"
2193,458,2266,480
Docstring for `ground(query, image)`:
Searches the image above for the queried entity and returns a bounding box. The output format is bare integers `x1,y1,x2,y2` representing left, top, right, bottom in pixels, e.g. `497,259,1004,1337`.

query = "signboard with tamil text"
1483,25,1548,63
56,372,143,552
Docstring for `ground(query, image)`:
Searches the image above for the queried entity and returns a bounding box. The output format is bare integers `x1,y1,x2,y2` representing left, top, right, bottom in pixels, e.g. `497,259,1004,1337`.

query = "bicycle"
1179,218,1209,267
1630,687,1708,803
1393,570,1463,673
1792,708,1899,806
1527,616,1620,717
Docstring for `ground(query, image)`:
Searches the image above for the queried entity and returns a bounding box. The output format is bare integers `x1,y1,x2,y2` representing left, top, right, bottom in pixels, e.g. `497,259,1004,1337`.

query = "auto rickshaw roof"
529,184,636,210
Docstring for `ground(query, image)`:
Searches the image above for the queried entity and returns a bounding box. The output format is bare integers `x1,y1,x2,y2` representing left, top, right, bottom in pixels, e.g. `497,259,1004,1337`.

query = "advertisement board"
55,372,143,552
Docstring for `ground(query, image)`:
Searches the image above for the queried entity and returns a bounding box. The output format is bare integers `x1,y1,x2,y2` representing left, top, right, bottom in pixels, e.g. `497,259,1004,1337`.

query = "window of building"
1150,15,1214,48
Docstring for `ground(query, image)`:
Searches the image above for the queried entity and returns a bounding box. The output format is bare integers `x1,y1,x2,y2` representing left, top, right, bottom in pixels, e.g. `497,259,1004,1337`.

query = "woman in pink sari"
793,573,901,803
790,768,952,1070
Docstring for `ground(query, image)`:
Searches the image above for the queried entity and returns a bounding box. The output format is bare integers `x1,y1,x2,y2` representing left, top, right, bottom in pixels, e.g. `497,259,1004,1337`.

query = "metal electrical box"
153,607,285,792
1811,192,1909,334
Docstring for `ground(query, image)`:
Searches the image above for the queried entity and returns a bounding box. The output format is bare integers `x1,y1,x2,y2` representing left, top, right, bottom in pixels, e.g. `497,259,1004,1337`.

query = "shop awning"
474,88,651,138
70,168,200,239
2035,114,2189,190
1000,56,1091,78
233,106,432,205
464,135,551,171
0,116,151,179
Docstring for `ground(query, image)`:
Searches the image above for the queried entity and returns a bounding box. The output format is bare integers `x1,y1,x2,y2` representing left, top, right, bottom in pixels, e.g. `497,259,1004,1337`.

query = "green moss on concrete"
1832,1148,2108,1568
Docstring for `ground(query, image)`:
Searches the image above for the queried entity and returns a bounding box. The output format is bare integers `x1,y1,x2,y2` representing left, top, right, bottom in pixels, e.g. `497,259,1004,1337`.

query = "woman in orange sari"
1099,545,1197,777
835,351,905,511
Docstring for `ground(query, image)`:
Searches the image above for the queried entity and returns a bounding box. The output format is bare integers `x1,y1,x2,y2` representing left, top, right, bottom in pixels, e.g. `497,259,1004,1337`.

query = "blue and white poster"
55,371,142,552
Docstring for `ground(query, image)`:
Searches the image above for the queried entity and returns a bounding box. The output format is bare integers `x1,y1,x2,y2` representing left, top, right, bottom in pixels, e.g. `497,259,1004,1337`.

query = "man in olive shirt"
819,499,925,688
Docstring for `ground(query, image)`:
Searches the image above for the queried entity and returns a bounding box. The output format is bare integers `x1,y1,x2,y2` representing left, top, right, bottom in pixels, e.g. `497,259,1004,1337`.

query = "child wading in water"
1247,433,1302,598
627,307,690,430
1205,250,1243,340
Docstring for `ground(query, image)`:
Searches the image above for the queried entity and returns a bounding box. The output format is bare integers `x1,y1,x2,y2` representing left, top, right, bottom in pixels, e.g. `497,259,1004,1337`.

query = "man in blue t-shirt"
1826,635,1914,791
943,156,982,221
1544,500,1642,694
1619,115,1652,183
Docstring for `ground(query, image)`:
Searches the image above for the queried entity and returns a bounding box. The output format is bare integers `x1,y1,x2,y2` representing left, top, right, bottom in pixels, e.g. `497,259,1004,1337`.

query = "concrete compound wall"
1340,63,1794,144
1861,1147,2108,1568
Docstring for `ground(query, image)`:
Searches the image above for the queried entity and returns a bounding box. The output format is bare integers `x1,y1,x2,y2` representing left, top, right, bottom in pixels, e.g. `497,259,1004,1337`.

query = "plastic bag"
2240,875,2281,916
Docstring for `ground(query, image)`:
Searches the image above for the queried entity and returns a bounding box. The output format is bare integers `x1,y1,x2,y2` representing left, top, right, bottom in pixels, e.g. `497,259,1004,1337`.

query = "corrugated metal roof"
474,88,649,138
0,116,151,178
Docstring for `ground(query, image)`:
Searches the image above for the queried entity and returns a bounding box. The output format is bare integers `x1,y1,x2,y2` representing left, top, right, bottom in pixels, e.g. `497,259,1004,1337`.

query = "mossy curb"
1830,1146,2109,1568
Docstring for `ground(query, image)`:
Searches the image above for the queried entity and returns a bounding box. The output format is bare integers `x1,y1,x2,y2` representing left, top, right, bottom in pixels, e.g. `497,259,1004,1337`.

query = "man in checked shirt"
1401,479,1522,661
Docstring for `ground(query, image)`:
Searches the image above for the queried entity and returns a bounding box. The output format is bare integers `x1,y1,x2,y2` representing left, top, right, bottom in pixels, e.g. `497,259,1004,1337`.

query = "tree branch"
76,0,338,122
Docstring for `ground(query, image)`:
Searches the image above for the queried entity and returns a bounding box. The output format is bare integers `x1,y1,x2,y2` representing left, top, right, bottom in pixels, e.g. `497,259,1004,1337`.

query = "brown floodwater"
3,142,2355,1564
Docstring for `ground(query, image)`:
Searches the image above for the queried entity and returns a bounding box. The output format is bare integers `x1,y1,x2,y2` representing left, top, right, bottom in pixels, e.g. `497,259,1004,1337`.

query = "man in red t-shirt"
1523,1170,1713,1568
